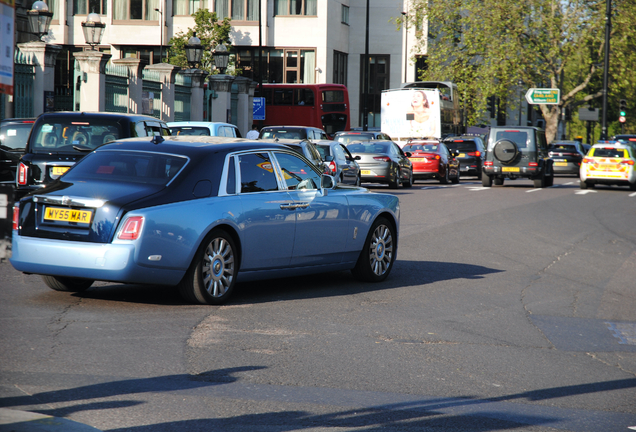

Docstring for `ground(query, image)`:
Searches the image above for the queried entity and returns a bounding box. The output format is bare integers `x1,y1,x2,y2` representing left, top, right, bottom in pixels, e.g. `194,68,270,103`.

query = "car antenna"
151,135,164,145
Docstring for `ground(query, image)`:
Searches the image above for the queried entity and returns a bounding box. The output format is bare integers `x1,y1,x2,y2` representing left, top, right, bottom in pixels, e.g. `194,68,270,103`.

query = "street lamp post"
81,13,106,50
27,1,53,42
600,0,611,140
362,0,370,131
185,33,203,69
154,8,163,64
402,10,407,83
213,44,230,75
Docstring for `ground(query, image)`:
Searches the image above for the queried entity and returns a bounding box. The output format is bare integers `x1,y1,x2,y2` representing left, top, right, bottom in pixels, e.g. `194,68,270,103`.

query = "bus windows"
295,89,314,106
322,90,345,103
274,89,293,105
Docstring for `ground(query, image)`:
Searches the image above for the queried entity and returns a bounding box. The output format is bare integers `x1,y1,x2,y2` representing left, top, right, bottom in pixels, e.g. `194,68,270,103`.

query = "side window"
334,144,346,160
238,153,279,193
226,156,236,194
274,152,321,191
135,122,148,137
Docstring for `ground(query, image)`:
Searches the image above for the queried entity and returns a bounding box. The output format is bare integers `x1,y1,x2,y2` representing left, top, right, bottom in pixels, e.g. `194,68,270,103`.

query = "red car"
403,140,460,184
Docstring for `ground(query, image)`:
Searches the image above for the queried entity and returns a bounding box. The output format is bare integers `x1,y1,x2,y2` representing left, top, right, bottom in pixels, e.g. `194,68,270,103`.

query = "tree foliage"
404,0,636,141
167,9,233,75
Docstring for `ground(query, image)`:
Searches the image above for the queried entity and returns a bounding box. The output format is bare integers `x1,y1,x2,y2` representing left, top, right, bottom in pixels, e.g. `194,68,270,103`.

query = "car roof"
96,136,298,157
591,141,631,149
261,126,322,131
167,121,236,128
35,111,165,122
0,118,36,124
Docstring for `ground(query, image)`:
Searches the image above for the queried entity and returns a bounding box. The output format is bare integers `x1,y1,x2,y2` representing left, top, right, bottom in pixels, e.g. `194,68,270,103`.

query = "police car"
580,141,636,190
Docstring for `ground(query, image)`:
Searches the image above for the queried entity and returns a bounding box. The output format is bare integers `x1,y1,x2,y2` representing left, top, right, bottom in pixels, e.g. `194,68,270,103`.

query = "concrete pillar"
233,77,255,137
112,58,146,114
208,74,236,124
17,42,62,116
144,63,181,122
181,69,208,122
73,51,112,112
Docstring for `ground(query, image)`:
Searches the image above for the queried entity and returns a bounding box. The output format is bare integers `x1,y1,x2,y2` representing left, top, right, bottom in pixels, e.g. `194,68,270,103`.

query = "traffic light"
619,99,627,123
487,96,496,118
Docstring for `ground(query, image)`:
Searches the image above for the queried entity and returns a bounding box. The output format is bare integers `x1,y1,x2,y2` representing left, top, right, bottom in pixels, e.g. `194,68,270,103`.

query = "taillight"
621,160,635,165
485,161,493,166
328,161,337,173
12,204,20,230
434,155,440,160
529,162,538,167
373,156,391,162
467,151,481,157
583,158,592,164
17,163,28,185
117,216,144,240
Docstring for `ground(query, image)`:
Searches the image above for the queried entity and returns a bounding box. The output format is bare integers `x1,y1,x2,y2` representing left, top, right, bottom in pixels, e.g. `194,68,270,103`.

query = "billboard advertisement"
0,0,15,96
381,89,441,139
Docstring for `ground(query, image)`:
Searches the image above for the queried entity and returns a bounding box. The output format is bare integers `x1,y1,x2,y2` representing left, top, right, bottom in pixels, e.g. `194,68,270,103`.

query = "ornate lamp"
185,33,203,69
213,44,229,74
27,1,53,42
81,13,106,50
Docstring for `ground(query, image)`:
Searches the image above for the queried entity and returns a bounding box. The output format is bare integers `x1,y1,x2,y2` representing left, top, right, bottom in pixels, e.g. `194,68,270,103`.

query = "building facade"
13,0,425,128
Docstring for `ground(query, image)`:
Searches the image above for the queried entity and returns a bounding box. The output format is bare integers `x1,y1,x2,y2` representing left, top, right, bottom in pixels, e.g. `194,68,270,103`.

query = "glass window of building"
74,0,107,15
214,0,258,20
274,0,317,16
173,0,201,16
113,0,160,20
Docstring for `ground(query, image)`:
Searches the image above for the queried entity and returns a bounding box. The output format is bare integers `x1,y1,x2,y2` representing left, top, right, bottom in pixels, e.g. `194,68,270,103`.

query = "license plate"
458,153,466,157
361,170,372,175
44,207,93,224
51,166,70,176
502,167,520,172
412,158,427,162
554,162,568,167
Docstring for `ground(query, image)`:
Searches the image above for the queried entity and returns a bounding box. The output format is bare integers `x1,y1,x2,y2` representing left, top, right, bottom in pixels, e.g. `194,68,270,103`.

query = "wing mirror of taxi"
321,174,335,190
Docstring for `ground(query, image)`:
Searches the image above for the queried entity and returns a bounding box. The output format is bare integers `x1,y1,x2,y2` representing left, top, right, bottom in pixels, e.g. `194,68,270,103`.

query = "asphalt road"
1,175,635,432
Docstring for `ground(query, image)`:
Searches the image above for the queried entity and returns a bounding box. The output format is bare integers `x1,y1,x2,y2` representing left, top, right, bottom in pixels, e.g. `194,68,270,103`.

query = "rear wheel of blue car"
179,229,237,305
42,275,94,292
352,217,395,282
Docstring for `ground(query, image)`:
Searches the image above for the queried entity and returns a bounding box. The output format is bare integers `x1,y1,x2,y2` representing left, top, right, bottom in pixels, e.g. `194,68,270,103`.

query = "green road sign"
525,88,560,105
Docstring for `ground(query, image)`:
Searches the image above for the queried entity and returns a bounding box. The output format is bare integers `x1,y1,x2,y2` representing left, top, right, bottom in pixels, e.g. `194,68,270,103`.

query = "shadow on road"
1,369,634,431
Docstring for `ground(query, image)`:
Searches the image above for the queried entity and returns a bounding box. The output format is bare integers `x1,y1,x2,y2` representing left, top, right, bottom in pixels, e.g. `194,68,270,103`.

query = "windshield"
63,150,188,186
0,122,33,150
489,130,532,151
171,126,211,136
30,118,125,154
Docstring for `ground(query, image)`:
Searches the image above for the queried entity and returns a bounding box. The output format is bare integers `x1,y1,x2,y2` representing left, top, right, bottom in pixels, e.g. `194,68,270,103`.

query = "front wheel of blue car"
352,217,396,282
179,229,237,305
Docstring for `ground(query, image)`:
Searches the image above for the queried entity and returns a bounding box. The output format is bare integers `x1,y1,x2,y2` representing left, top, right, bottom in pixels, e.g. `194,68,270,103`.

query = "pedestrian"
246,124,259,139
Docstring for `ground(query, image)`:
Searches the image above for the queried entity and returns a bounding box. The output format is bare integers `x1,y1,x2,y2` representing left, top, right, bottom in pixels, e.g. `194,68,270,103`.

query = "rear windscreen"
590,148,628,158
335,133,375,144
549,144,577,152
316,145,331,158
30,118,124,154
347,143,389,154
445,141,477,151
0,122,32,150
62,150,188,185
260,129,305,139
490,131,531,150
171,126,211,136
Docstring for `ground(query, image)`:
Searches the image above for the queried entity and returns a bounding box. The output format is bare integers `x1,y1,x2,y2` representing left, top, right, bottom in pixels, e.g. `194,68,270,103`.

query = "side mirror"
354,155,361,160
321,174,335,191
324,155,334,162
405,151,412,157
454,150,460,157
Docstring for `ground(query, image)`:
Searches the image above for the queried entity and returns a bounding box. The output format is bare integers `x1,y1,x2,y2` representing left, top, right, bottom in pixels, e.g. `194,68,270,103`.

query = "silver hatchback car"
315,140,361,186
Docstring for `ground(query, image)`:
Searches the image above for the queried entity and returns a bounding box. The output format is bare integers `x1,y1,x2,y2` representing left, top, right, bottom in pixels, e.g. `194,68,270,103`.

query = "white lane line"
526,188,542,193
466,187,491,191
575,190,598,195
629,192,636,197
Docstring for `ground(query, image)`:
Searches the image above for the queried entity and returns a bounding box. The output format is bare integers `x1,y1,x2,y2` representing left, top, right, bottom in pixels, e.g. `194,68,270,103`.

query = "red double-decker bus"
254,84,350,137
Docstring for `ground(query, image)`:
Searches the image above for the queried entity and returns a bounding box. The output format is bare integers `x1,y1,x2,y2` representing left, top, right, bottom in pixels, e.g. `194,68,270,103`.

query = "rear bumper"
483,165,542,178
9,234,184,285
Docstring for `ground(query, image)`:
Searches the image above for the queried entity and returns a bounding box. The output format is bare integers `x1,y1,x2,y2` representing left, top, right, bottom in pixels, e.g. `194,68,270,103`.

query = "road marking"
466,187,491,191
629,192,636,197
526,188,542,193
575,190,598,195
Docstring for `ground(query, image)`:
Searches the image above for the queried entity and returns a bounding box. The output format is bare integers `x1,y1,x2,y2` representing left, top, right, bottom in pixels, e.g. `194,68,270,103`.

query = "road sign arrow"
525,88,560,105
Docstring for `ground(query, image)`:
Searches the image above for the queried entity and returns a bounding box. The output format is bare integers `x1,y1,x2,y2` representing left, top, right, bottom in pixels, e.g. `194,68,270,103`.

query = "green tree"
403,0,636,142
167,9,232,75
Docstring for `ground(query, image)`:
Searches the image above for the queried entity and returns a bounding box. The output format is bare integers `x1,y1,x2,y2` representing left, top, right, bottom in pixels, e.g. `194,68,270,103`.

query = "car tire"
402,170,413,188
451,170,460,184
42,275,94,292
388,168,399,189
579,180,588,189
533,173,545,188
178,228,238,305
494,177,505,186
351,217,396,282
493,139,518,163
440,167,450,184
355,174,361,187
482,175,493,187
630,182,636,191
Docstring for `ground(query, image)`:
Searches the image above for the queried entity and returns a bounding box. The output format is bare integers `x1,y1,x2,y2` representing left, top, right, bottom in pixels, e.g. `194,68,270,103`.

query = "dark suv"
443,135,486,179
16,112,170,198
482,126,553,188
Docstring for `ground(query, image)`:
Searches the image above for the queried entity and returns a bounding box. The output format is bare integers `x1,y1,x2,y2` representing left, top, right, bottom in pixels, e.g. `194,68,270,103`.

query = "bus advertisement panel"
381,88,442,141
254,84,350,137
